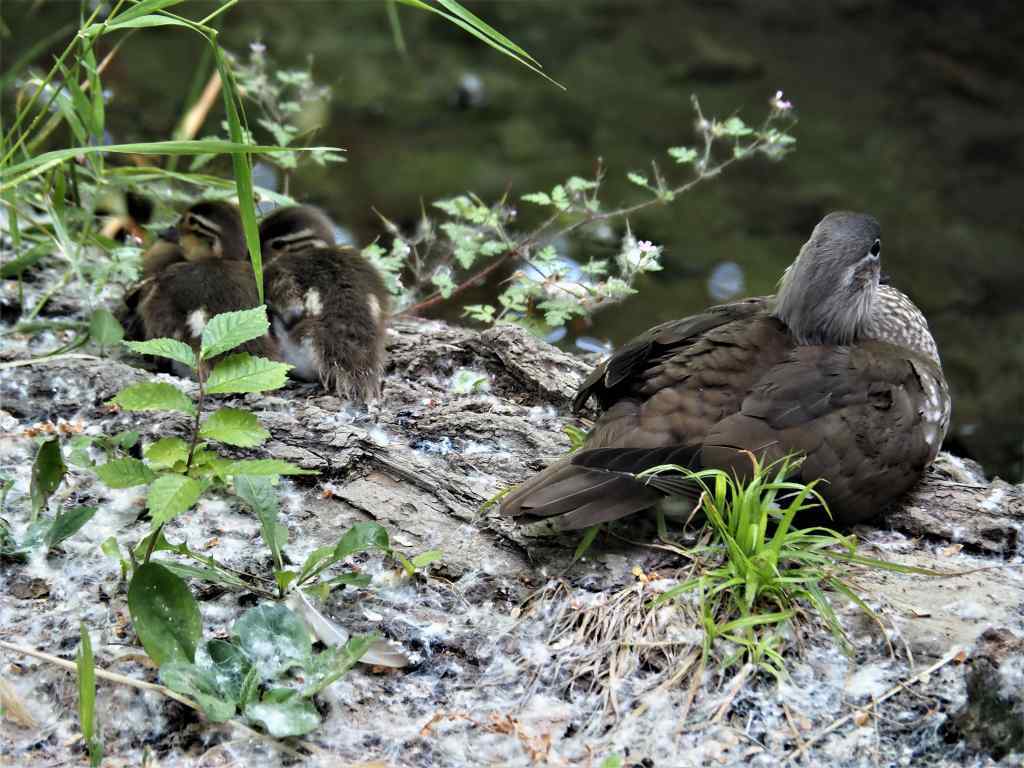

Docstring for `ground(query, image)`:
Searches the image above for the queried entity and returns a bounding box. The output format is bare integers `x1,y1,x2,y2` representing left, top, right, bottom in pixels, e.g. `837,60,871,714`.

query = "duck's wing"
700,342,948,525
501,313,793,532
573,297,770,412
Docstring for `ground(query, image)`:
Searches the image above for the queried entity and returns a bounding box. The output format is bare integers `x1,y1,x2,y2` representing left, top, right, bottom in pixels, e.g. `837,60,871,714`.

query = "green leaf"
200,307,270,361
77,622,102,768
298,545,337,583
300,636,372,696
203,639,253,702
45,506,96,548
127,562,202,666
94,458,156,489
626,171,650,188
199,408,270,448
410,549,443,570
572,525,601,563
234,475,285,569
159,662,237,722
245,688,320,737
111,382,195,415
144,438,190,470
521,192,551,206
30,437,66,518
147,475,203,526
205,353,291,394
160,562,249,591
123,339,196,370
233,604,311,680
1,141,338,193
335,522,390,559
88,308,124,349
667,146,698,164
217,459,315,478
717,116,754,138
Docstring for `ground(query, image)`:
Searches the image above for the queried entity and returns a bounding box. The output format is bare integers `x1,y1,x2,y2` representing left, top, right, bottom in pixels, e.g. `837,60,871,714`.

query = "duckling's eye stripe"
188,213,221,237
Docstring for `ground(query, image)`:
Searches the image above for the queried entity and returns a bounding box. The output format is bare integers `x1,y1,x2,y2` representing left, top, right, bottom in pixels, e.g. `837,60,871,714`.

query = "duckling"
140,200,248,277
259,205,390,403
126,202,269,372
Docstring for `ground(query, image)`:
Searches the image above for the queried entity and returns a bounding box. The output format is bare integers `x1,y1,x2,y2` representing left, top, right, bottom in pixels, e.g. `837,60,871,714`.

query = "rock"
947,627,1024,758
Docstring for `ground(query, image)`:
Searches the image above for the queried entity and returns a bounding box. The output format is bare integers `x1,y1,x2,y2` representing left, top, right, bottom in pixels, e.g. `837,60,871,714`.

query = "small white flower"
770,89,793,112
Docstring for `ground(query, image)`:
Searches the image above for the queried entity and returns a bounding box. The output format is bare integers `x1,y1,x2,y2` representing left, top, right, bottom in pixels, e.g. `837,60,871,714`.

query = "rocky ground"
2,318,1023,767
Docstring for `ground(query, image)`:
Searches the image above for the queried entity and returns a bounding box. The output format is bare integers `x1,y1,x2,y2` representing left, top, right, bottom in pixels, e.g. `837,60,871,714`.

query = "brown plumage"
259,205,390,403
125,201,268,370
500,212,950,532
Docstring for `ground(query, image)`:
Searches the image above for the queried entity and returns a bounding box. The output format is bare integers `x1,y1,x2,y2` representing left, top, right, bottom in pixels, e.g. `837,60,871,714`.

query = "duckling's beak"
880,271,891,285
159,225,180,243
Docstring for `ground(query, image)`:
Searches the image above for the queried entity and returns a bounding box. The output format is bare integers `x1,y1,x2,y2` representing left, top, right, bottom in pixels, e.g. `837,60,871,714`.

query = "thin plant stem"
143,364,206,566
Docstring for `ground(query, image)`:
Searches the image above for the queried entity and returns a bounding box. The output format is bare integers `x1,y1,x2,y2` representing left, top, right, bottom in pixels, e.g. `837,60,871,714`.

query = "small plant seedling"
76,622,102,768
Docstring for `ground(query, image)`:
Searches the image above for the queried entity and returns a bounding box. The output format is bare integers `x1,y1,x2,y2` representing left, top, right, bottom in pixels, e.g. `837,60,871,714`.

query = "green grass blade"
0,140,338,192
213,46,263,302
397,0,564,90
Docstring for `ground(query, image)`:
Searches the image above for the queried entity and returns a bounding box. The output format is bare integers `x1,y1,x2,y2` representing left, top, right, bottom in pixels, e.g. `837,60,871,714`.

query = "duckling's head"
259,205,336,261
773,211,882,345
179,201,247,262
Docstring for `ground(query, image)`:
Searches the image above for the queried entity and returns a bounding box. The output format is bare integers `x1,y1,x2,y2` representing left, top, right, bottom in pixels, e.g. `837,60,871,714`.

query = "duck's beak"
159,225,180,243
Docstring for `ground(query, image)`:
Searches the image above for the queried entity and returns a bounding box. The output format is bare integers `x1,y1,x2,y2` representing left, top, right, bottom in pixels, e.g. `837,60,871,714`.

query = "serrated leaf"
144,438,190,470
111,382,195,415
199,408,270,448
147,475,202,526
718,116,753,137
217,459,316,477
205,353,291,394
30,437,66,518
200,307,269,360
94,458,156,488
127,562,202,666
124,339,196,370
44,506,97,549
89,308,124,348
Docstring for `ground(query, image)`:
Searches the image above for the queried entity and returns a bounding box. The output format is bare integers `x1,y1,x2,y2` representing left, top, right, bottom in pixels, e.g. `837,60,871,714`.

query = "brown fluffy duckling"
259,205,390,403
501,212,950,531
127,201,268,372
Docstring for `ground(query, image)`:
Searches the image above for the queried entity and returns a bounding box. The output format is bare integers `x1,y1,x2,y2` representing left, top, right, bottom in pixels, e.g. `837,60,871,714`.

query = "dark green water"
4,1,1022,479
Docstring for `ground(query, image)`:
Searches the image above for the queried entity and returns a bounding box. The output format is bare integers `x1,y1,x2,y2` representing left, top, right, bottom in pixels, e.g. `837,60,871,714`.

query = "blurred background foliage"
2,0,1021,479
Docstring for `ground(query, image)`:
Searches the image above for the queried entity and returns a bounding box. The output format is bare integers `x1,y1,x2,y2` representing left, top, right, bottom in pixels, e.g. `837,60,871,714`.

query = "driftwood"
2,317,1023,767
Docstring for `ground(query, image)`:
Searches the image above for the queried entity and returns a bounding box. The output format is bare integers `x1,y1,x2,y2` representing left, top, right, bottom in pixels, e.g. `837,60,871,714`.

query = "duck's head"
177,200,247,262
774,211,882,345
259,205,337,262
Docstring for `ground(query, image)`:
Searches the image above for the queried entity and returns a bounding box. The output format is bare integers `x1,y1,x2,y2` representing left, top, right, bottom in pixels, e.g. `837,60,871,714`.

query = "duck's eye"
870,239,881,257
269,238,287,252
